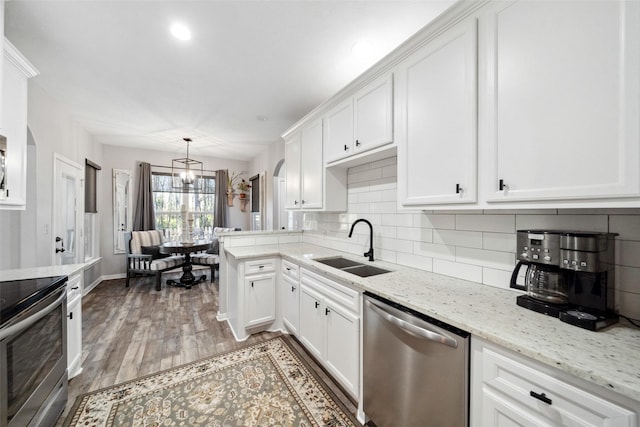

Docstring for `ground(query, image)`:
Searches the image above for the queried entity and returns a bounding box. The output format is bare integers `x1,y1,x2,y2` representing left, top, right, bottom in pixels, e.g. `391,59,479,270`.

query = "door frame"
52,153,83,265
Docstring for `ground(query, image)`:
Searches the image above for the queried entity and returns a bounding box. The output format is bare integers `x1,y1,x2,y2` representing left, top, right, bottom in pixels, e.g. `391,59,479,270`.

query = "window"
84,159,101,261
151,172,215,240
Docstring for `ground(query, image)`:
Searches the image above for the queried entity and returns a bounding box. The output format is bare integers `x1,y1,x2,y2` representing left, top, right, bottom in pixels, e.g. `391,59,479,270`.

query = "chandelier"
171,137,203,192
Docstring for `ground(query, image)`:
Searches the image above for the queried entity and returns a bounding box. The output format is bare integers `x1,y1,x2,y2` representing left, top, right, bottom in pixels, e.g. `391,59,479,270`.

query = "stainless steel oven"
0,276,68,427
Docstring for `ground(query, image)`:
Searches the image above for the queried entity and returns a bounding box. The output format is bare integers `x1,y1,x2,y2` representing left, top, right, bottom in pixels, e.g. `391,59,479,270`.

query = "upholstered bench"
124,230,185,291
190,227,240,280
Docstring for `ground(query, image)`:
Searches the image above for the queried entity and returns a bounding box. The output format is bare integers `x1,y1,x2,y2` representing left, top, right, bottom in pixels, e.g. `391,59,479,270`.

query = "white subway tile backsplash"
483,232,517,253
381,213,413,227
304,158,640,319
515,214,608,232
610,215,640,241
396,252,433,272
413,241,455,261
433,259,482,283
413,213,455,230
616,265,640,293
456,214,515,233
616,290,640,319
456,247,515,271
433,229,483,249
397,226,433,243
482,268,514,290
370,201,397,214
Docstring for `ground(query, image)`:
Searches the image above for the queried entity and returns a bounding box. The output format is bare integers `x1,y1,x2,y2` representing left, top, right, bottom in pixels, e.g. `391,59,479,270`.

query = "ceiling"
5,0,455,161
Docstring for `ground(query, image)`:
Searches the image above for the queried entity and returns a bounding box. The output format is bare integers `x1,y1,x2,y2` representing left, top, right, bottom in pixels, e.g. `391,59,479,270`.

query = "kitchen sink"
314,256,364,269
341,265,390,277
314,256,390,277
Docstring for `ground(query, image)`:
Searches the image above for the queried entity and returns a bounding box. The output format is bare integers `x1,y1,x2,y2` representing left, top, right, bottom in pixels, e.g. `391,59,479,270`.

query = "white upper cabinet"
284,131,301,209
0,40,39,210
353,73,393,154
300,118,323,209
324,73,394,165
480,0,640,203
285,118,347,211
398,18,478,206
324,99,353,164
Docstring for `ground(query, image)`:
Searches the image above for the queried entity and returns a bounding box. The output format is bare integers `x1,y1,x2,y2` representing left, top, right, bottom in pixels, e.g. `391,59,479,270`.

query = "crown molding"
4,37,39,78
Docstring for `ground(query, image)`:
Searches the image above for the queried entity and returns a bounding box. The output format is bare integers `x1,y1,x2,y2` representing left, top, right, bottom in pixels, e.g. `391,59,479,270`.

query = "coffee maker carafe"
510,230,618,331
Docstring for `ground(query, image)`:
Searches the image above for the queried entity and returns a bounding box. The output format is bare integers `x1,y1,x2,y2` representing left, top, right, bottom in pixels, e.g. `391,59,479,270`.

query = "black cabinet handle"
258,265,264,269
325,308,331,315
294,200,298,205
67,312,73,320
286,267,291,271
499,179,506,191
456,184,462,194
291,286,296,292
314,301,320,309
530,391,552,405
71,286,79,290
344,144,349,151
250,281,254,288
355,140,361,147
301,200,306,205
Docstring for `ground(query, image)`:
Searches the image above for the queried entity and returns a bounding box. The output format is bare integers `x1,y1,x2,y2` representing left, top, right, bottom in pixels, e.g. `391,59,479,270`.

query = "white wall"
249,140,284,231
297,156,640,320
99,144,251,276
0,82,102,270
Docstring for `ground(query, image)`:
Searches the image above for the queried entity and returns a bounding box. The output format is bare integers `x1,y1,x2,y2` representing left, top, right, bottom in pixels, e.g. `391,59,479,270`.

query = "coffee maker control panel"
516,232,560,266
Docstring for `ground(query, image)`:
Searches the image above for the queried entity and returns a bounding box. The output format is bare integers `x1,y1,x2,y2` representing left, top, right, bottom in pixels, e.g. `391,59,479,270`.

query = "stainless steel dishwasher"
363,292,470,427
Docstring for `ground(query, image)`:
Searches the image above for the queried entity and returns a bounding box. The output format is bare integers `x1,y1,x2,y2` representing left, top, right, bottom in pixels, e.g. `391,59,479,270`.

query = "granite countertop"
225,242,640,403
1,263,86,281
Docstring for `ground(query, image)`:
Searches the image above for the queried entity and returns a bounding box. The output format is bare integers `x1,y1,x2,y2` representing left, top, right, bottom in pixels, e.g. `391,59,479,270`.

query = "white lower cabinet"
226,257,277,341
281,260,300,335
471,337,637,427
66,272,83,379
299,268,360,399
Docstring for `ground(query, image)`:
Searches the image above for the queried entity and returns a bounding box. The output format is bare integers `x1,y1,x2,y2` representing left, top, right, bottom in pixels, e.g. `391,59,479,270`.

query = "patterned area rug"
64,337,359,427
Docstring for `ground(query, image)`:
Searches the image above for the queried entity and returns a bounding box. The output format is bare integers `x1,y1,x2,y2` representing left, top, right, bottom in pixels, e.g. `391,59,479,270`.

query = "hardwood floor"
58,271,357,425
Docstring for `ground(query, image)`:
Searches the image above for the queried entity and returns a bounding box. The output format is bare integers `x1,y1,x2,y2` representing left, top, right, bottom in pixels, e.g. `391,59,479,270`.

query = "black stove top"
0,275,68,326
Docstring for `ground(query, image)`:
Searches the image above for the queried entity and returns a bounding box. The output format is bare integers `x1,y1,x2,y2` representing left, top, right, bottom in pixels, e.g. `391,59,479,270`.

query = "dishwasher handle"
366,299,458,349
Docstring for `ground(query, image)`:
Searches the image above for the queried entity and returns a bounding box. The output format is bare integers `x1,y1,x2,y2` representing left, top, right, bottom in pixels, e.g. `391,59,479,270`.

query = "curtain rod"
141,163,219,174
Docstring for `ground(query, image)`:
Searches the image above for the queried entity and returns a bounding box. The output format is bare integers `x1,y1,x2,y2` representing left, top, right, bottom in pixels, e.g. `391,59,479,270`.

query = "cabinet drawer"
67,273,82,300
482,347,635,426
301,268,359,314
245,258,276,274
282,260,299,279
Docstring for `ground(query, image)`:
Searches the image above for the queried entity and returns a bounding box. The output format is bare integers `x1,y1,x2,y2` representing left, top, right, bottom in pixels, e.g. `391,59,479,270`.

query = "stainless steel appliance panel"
363,293,469,427
1,282,67,427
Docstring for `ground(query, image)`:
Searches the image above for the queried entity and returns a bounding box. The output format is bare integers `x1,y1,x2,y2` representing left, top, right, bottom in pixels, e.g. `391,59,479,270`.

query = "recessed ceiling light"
352,40,373,58
256,115,269,122
170,23,191,41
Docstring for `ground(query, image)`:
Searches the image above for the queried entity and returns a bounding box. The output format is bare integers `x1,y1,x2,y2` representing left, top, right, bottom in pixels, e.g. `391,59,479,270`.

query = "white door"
282,274,299,335
324,299,360,397
298,285,324,360
245,273,276,328
53,154,82,265
398,18,477,206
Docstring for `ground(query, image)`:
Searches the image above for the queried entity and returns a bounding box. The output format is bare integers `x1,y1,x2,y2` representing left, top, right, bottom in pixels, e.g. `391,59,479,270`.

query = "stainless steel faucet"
348,218,374,261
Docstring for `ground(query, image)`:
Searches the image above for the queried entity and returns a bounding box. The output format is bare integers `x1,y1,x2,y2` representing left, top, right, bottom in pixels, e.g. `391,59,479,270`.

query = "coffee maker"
510,230,618,331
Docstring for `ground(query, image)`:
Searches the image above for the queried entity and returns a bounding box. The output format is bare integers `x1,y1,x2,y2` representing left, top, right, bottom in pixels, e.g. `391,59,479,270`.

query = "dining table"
159,240,213,288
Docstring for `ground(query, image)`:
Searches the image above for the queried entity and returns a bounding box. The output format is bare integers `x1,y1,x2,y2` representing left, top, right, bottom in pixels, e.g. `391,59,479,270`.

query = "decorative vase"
226,190,234,206
239,193,246,199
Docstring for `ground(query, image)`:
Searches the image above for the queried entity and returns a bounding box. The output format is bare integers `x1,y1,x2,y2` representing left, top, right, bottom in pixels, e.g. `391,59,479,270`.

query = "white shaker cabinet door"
354,73,393,154
481,0,640,202
324,298,360,398
324,99,354,164
299,284,324,360
282,274,300,336
300,118,323,209
245,273,276,328
284,131,301,209
398,18,478,206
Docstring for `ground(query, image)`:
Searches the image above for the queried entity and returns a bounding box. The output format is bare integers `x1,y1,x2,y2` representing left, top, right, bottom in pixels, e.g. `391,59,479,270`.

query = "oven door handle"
366,299,458,349
0,288,66,341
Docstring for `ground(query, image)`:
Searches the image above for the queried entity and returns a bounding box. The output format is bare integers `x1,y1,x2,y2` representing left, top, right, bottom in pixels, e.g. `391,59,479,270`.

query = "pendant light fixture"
171,137,203,193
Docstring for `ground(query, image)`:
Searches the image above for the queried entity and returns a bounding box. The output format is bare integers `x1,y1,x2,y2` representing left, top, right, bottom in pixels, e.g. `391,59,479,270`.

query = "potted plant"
237,179,251,199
